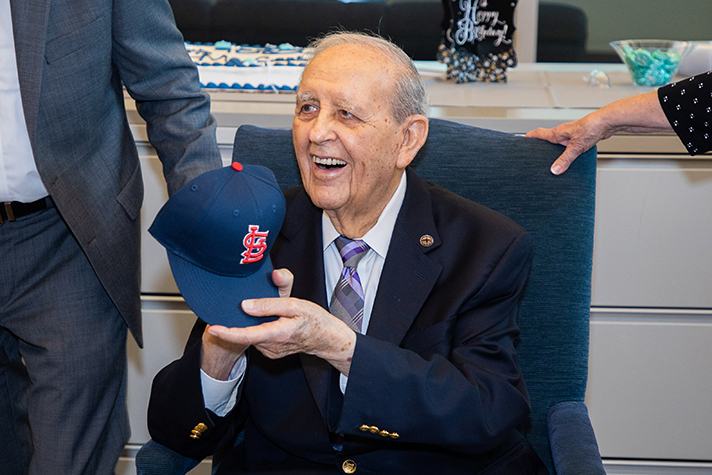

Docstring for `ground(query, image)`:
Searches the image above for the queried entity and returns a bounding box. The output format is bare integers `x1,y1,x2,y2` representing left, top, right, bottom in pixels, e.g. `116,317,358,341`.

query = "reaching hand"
526,91,671,175
526,115,612,175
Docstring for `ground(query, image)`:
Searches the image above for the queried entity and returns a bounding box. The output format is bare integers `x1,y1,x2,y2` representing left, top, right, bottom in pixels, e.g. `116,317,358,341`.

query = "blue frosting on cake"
185,41,310,91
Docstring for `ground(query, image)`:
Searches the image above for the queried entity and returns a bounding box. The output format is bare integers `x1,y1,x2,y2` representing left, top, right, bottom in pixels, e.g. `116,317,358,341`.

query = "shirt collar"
322,171,407,258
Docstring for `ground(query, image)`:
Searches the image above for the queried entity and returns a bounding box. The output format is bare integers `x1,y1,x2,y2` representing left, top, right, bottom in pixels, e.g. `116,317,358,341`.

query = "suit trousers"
0,203,129,475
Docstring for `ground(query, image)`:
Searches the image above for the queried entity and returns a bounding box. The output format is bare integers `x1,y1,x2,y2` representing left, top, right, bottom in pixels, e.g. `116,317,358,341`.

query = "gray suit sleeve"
111,0,221,194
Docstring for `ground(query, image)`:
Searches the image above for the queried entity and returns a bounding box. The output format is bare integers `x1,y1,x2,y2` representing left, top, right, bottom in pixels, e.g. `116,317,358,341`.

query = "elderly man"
148,32,547,474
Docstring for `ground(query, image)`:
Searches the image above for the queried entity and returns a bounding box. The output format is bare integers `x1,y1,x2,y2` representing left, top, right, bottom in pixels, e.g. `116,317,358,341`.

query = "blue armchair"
136,118,604,475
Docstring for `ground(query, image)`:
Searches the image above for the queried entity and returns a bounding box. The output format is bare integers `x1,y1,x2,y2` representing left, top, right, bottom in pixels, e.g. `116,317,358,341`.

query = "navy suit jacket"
149,169,547,474
11,0,221,346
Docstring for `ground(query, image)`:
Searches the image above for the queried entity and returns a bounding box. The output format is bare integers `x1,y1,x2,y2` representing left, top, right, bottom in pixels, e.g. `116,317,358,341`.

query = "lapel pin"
420,234,434,247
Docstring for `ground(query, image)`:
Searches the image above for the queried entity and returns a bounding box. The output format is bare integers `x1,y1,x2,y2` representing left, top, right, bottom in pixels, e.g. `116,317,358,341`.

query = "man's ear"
397,115,429,169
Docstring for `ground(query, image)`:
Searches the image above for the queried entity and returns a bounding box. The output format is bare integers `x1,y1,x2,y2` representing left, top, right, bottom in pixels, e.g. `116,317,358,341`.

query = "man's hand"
201,325,249,381
199,269,296,380
207,293,357,376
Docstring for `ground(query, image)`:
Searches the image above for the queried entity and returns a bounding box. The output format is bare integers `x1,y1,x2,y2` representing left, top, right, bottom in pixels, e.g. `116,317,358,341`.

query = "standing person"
527,71,712,174
148,32,548,474
0,0,221,474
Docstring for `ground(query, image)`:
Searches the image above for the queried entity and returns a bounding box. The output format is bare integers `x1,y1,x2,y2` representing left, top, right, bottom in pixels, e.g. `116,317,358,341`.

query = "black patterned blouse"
658,71,712,155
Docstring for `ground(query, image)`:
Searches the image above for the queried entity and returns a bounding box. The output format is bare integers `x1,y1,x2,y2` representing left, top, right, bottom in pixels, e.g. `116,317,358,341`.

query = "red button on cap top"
232,162,243,171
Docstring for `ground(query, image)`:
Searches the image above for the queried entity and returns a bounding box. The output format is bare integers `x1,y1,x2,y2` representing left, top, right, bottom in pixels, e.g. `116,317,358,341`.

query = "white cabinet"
592,159,712,309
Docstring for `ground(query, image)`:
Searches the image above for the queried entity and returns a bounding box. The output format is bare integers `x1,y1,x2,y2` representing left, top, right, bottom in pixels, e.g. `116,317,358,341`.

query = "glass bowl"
679,41,712,77
610,40,695,87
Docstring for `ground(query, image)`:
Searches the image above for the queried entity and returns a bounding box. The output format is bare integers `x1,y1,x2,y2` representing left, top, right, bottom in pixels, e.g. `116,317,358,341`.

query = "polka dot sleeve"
658,71,712,155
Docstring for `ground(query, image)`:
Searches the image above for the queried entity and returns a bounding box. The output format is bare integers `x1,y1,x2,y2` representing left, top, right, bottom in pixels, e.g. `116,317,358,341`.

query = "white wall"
514,0,540,62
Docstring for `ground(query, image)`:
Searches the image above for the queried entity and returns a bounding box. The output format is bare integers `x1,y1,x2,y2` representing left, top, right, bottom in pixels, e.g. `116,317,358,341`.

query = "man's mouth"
312,155,347,170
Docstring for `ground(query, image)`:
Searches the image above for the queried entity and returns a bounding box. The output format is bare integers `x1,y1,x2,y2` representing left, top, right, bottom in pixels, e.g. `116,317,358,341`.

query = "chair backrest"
231,118,597,473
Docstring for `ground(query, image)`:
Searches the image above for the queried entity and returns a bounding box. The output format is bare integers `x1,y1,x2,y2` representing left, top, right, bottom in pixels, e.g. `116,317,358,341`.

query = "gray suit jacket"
11,0,221,346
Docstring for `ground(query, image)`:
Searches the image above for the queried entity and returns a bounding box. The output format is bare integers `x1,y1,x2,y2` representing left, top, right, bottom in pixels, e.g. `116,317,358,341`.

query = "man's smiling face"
292,43,414,237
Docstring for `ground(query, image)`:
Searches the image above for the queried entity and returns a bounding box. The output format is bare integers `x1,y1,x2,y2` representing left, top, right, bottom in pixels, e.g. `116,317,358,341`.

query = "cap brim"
166,251,279,327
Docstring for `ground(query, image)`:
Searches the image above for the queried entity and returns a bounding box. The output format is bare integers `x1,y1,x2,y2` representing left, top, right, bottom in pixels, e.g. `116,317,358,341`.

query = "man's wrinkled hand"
207,293,357,376
201,324,249,381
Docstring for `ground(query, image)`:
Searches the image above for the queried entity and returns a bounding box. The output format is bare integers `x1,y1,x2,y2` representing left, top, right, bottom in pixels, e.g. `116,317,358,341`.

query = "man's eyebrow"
296,92,317,103
333,98,354,110
334,98,368,117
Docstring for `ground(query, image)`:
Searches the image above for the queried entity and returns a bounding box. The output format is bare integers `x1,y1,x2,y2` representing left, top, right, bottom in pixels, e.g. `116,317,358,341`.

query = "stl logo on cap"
241,225,269,264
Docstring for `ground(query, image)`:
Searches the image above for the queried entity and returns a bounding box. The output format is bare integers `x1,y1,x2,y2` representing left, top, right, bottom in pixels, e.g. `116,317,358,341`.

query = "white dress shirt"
322,172,407,392
201,172,408,415
0,0,48,203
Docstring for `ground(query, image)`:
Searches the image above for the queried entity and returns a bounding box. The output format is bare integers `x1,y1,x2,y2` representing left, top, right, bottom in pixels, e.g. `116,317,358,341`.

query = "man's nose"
309,111,337,144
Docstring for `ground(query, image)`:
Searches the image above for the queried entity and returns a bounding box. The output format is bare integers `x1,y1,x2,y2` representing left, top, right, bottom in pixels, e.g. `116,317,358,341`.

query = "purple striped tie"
329,236,370,333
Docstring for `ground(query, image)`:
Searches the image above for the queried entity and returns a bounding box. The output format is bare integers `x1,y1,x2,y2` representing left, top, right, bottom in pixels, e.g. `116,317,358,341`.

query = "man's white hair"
305,31,429,123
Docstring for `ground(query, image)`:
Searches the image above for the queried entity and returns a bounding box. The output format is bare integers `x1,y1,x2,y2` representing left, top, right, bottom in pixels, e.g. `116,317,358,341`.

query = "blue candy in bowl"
610,40,695,87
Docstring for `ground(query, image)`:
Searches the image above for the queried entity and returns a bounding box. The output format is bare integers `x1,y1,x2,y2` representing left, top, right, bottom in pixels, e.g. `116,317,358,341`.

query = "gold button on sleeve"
358,424,370,432
368,426,379,434
189,422,208,440
389,432,400,439
342,459,357,473
378,430,389,437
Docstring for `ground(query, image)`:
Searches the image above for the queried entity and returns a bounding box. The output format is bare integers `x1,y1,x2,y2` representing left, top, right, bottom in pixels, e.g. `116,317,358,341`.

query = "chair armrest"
547,401,606,475
135,439,202,475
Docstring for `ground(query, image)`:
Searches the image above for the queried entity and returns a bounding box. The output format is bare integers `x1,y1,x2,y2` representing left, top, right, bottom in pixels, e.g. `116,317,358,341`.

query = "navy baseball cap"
149,162,286,327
